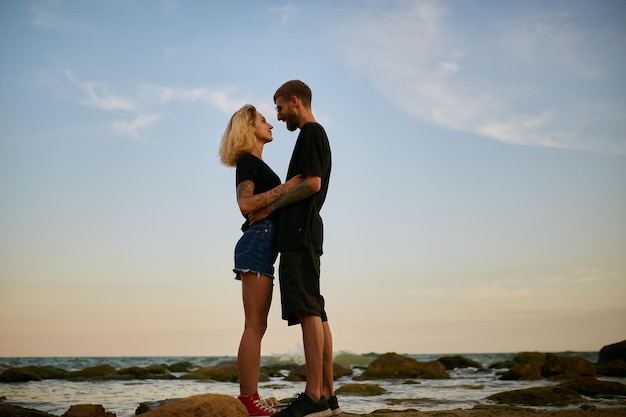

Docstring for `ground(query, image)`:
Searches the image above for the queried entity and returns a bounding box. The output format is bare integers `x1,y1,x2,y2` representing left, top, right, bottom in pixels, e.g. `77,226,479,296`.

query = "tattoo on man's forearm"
270,182,314,212
238,180,290,212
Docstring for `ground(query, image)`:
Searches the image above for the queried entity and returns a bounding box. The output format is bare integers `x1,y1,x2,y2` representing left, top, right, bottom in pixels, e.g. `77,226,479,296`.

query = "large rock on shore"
355,352,449,380
597,340,626,377
61,404,115,417
487,386,586,407
542,353,596,378
558,376,626,397
136,394,247,417
498,352,545,380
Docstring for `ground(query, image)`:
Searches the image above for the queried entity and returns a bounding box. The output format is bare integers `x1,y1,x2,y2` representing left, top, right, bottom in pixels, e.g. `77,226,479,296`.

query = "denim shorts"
233,219,277,280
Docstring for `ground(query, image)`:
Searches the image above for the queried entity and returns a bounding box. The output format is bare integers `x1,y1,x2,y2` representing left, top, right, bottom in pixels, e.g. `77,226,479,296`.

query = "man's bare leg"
297,311,324,401
322,320,334,399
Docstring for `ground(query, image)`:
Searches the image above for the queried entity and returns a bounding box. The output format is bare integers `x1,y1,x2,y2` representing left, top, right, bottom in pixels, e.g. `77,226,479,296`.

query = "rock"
284,363,351,381
498,352,545,380
335,383,386,396
598,340,626,364
437,355,483,370
68,365,117,380
355,352,449,380
598,340,626,377
0,404,57,416
118,365,175,380
542,353,596,378
166,361,196,373
558,376,626,397
137,393,247,417
333,352,375,369
0,367,42,382
487,386,587,406
61,404,116,417
0,365,69,382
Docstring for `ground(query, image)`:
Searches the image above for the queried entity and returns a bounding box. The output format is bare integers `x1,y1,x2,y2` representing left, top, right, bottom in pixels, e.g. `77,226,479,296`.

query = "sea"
1,351,624,416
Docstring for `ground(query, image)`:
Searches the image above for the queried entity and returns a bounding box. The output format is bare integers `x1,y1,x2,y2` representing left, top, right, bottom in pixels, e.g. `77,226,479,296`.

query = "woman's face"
253,112,273,143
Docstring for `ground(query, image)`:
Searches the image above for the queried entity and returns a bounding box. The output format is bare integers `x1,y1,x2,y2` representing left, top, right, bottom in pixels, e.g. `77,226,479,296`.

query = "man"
255,80,339,417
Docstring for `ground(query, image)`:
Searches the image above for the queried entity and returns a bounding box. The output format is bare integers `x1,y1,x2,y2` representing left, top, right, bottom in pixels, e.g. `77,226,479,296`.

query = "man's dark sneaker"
328,395,342,415
274,393,332,417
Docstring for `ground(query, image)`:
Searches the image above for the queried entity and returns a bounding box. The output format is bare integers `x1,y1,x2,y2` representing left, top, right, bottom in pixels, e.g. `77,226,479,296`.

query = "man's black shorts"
278,249,328,326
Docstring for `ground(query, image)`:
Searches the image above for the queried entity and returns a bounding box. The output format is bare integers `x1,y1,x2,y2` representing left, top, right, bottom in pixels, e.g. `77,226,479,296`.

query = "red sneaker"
238,392,278,416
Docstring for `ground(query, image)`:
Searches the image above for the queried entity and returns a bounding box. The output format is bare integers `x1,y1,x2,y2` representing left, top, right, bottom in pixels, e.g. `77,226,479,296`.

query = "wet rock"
136,393,247,417
335,383,386,396
0,404,57,416
179,360,270,382
0,365,69,382
355,352,449,380
542,353,596,378
599,340,626,364
487,386,586,406
118,365,175,380
498,352,545,380
61,404,116,417
68,364,117,380
437,355,483,370
558,376,626,397
0,367,42,382
284,363,351,381
598,340,626,377
166,361,195,373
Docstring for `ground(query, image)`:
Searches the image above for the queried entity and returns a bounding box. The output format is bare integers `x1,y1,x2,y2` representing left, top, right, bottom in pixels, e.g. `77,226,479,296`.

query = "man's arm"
248,174,320,224
237,175,304,216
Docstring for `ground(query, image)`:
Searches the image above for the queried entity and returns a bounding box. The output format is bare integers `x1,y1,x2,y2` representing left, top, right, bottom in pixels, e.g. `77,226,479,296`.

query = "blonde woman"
219,104,302,416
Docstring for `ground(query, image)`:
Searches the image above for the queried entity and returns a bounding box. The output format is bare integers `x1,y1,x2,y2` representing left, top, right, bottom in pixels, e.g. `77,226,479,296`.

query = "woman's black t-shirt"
236,153,281,231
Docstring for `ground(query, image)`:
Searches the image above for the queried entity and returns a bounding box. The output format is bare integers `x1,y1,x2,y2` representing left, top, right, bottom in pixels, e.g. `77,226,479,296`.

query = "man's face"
274,95,298,132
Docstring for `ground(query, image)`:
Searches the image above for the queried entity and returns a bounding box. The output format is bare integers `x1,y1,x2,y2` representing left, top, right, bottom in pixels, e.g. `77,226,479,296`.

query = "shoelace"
254,397,278,412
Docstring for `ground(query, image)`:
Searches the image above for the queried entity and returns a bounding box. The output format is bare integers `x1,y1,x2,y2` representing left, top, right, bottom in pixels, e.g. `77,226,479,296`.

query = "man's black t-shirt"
276,122,332,253
236,153,281,231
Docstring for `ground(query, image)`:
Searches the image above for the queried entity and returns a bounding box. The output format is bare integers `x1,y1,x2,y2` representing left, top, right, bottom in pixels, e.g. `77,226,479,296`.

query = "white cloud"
335,0,626,154
65,70,135,111
142,85,247,114
112,114,162,141
29,6,77,32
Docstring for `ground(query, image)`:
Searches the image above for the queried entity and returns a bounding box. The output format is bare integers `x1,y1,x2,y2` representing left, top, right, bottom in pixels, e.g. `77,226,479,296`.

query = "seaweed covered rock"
0,367,42,382
487,386,586,407
437,355,483,370
558,376,626,397
284,363,351,381
0,366,68,382
68,364,117,380
180,360,240,382
335,383,386,396
355,352,449,380
166,361,196,373
118,365,175,380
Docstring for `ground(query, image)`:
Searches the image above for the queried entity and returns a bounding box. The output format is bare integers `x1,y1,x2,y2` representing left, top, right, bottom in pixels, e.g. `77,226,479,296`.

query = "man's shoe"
274,393,332,417
328,395,342,415
238,392,279,416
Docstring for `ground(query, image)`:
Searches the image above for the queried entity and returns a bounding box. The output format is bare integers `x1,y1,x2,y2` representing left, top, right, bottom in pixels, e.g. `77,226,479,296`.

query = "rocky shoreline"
1,341,625,417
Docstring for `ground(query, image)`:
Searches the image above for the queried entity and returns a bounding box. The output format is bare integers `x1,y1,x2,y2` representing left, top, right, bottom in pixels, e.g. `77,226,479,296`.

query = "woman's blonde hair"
219,104,257,167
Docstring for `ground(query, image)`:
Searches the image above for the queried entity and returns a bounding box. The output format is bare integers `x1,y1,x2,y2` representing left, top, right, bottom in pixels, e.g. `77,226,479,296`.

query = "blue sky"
1,0,625,357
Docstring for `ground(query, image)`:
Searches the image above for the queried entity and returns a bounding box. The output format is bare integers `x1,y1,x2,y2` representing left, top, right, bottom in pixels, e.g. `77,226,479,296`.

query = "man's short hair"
274,80,312,107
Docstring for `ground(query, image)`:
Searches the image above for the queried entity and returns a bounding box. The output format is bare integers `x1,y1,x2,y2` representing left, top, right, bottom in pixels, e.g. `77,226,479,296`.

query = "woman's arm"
236,175,304,216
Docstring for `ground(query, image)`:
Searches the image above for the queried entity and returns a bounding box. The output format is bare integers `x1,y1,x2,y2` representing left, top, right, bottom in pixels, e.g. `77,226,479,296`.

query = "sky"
1,0,625,358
